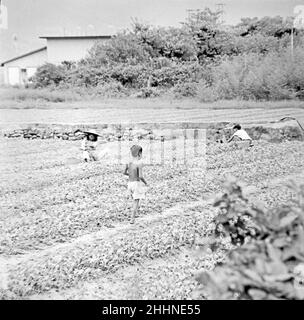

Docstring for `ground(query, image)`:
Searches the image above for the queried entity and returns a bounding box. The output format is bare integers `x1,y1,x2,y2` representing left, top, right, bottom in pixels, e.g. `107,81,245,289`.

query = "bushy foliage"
206,46,304,100
196,79,218,102
132,22,198,61
236,16,293,38
234,34,281,55
66,64,107,87
93,80,128,98
150,62,202,88
197,177,304,300
182,9,234,61
31,63,67,88
86,32,150,66
27,8,304,100
134,87,163,98
171,81,198,98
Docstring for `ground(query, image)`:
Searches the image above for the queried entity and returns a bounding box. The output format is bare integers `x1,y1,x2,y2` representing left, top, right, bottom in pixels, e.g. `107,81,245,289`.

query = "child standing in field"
124,145,148,224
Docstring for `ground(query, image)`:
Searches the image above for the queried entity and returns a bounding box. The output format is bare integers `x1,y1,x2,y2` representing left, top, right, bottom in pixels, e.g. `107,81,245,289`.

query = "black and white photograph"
0,0,304,303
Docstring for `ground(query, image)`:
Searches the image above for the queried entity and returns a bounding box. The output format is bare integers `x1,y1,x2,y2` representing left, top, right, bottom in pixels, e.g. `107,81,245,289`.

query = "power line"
187,9,201,22
185,3,226,25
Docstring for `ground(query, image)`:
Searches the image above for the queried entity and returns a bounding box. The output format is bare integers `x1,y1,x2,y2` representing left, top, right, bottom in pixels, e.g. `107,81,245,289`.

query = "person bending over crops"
80,129,109,162
123,145,148,224
228,124,253,147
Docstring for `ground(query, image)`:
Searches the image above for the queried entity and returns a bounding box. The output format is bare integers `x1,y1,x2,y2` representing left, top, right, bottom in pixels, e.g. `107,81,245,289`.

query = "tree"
236,16,293,38
86,32,150,66
182,8,236,61
131,22,198,61
31,63,66,88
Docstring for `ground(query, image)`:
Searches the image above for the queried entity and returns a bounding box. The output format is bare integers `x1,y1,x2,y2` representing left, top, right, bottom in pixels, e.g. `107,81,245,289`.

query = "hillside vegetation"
18,9,304,102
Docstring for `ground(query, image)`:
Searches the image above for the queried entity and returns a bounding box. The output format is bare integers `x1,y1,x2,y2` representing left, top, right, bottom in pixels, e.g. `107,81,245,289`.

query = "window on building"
20,68,28,84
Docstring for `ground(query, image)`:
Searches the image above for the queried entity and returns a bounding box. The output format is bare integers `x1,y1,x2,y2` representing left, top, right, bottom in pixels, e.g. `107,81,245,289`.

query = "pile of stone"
3,128,84,140
3,124,303,143
3,127,158,142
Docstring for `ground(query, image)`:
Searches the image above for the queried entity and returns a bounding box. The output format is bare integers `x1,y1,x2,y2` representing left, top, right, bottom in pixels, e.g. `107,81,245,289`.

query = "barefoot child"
123,145,148,224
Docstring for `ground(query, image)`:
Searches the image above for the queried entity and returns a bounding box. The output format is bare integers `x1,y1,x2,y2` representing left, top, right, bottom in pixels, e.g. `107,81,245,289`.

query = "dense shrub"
92,80,128,98
236,16,294,38
206,46,304,100
150,62,202,88
196,178,304,300
134,87,163,98
31,63,67,88
133,23,198,61
197,79,218,102
87,32,150,66
108,63,149,87
23,9,304,101
234,34,281,55
66,64,109,87
171,81,198,98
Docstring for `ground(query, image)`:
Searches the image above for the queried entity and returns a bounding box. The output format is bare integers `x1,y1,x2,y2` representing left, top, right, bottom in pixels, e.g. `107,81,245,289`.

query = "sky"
0,0,303,61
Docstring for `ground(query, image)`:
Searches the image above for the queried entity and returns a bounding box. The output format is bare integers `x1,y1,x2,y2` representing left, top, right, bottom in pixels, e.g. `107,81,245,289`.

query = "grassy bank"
1,88,304,110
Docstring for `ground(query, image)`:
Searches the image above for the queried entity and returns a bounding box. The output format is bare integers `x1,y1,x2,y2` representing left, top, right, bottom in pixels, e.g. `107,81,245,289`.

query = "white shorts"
127,181,147,200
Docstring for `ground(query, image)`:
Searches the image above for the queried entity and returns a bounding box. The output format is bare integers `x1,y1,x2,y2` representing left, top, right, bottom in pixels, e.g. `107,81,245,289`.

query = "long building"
0,35,111,86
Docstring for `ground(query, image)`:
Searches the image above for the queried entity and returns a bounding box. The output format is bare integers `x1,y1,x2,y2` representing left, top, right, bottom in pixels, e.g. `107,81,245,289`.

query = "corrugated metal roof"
1,47,47,66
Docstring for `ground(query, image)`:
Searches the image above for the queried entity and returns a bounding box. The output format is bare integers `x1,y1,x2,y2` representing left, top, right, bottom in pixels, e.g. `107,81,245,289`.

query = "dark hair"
233,124,241,130
86,133,98,142
131,145,142,157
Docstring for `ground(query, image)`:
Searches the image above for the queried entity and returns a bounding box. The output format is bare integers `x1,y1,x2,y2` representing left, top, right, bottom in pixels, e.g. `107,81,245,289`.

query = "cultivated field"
1,106,304,129
0,135,303,299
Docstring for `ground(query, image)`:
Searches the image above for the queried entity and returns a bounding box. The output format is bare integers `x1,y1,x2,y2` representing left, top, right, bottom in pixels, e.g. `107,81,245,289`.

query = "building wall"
3,49,47,85
2,37,110,85
47,38,108,64
4,49,47,69
0,67,5,86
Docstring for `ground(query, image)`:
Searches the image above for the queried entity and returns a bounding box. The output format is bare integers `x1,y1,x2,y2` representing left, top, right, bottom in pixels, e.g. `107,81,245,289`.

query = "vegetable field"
0,136,304,299
1,107,304,127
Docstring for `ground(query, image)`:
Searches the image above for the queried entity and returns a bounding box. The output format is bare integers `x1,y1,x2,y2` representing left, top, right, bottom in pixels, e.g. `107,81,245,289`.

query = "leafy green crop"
197,177,304,300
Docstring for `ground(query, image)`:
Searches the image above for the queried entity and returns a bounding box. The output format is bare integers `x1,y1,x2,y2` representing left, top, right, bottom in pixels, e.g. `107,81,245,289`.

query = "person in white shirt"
228,124,253,147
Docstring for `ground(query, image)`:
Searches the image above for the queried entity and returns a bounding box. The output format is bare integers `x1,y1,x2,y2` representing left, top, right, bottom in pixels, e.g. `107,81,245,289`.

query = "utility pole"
292,5,304,61
187,9,201,23
216,3,226,25
0,0,8,30
291,24,294,61
12,33,18,55
185,3,226,27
